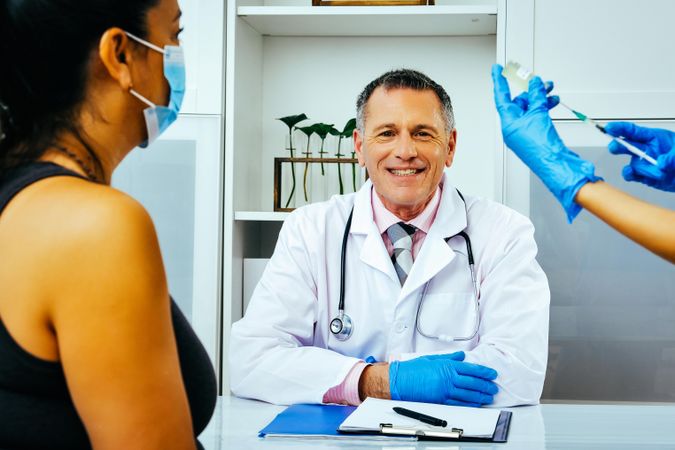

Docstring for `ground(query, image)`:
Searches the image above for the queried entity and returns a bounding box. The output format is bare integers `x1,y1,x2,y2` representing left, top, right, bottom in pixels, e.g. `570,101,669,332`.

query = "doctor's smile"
388,168,422,176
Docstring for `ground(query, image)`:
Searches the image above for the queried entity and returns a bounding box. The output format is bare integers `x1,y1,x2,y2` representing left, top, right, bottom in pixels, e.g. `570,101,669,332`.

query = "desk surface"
198,396,675,449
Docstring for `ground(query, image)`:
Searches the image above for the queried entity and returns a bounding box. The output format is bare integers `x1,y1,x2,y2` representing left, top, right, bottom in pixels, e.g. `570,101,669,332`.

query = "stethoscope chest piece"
330,313,353,341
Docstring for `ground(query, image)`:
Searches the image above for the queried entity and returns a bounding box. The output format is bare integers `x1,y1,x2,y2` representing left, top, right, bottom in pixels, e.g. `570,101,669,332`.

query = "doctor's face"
354,87,456,219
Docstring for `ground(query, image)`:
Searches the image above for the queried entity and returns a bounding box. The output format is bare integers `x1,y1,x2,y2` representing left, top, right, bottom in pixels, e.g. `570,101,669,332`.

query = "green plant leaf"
313,123,335,140
328,125,341,137
277,113,308,130
340,118,357,138
296,124,317,137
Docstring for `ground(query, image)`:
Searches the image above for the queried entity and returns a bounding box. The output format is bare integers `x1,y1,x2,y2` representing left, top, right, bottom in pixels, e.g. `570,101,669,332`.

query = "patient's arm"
575,181,675,263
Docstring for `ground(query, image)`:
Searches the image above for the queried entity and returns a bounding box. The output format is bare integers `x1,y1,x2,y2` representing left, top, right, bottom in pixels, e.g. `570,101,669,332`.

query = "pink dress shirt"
322,186,442,405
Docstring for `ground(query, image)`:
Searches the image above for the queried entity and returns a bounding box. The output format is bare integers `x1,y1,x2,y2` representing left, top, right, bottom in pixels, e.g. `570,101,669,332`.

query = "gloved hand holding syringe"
502,61,657,166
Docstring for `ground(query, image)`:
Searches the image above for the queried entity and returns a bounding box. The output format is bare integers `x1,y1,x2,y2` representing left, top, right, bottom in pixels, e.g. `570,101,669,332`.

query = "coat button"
394,321,406,333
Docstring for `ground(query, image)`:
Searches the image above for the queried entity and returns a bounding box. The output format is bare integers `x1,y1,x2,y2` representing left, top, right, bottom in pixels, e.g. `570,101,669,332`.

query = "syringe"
557,101,658,166
501,61,658,166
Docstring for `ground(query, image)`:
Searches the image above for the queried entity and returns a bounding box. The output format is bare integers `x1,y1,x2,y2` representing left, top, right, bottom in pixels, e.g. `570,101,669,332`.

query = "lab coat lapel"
400,176,469,299
350,181,399,284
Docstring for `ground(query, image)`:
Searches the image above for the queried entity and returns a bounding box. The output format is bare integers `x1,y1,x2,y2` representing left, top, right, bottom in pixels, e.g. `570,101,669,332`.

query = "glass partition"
527,121,675,402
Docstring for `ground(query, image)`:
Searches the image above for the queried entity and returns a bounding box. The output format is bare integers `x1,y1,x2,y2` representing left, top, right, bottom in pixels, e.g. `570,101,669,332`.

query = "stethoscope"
330,190,480,342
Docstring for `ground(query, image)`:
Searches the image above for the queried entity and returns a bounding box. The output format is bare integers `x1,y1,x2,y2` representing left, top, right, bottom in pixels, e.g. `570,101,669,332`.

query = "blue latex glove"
491,64,603,222
389,351,498,407
604,122,675,192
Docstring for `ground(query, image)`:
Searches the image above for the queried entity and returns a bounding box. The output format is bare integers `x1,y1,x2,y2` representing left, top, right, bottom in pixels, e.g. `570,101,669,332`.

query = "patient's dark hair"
0,0,160,172
356,68,455,133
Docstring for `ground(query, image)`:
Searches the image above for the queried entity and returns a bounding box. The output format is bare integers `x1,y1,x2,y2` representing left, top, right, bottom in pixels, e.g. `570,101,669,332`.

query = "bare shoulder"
25,176,157,251
51,177,152,233
16,176,166,302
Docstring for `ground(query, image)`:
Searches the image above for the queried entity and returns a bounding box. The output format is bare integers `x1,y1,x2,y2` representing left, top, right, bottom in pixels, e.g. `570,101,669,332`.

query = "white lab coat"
230,174,550,407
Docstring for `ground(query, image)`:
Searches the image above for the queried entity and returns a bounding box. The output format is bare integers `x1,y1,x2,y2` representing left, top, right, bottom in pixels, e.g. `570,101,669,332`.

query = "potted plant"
296,124,317,202
276,113,308,208
329,119,357,195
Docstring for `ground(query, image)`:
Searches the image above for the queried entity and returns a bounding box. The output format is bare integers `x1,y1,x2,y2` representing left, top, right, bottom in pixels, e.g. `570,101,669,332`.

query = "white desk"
198,396,675,449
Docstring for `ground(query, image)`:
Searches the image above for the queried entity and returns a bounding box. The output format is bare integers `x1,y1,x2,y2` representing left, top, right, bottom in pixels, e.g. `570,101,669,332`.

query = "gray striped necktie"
386,222,417,285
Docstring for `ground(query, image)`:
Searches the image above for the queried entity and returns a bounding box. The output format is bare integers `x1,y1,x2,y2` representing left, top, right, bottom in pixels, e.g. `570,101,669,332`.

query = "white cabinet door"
507,120,675,402
534,0,675,119
179,0,224,115
112,115,223,365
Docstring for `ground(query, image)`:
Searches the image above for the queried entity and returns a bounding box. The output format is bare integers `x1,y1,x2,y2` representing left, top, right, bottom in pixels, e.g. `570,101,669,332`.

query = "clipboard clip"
379,423,464,439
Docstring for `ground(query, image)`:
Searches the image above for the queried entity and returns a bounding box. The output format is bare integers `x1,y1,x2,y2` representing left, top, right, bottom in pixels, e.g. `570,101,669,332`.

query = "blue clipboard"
259,404,356,438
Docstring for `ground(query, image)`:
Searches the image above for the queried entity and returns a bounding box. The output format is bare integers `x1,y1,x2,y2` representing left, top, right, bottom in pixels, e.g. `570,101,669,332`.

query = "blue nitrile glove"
389,351,498,407
604,122,675,192
491,64,603,222
365,356,378,364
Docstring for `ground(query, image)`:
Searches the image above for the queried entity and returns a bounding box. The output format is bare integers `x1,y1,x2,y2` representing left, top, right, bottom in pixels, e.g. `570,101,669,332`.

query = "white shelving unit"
219,0,542,391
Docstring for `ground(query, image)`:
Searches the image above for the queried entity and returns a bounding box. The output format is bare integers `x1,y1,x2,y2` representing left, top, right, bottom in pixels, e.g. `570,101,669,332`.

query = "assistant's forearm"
358,363,390,401
575,181,675,263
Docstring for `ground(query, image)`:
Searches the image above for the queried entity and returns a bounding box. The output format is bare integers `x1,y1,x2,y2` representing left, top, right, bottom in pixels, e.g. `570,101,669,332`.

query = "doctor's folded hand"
389,352,499,407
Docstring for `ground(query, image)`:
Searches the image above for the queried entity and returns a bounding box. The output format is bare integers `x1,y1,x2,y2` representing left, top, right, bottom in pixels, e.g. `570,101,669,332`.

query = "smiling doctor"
230,69,550,408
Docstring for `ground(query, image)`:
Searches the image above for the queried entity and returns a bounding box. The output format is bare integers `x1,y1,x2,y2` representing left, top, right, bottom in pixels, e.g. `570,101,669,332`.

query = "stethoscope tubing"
331,189,481,342
414,231,480,342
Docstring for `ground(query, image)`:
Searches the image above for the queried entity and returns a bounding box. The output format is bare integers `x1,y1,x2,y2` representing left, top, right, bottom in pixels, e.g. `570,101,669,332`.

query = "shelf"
235,211,290,222
237,6,497,36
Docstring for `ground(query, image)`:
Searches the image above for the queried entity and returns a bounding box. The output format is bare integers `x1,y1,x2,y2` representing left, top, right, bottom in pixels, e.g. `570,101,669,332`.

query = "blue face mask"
126,32,185,148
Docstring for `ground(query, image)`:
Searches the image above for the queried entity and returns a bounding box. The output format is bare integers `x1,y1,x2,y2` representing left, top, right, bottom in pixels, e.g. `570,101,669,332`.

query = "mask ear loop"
129,89,156,108
123,32,167,109
125,31,166,55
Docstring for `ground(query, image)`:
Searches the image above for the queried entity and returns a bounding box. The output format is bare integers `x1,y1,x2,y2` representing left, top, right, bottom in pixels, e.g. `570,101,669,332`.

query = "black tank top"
0,162,217,449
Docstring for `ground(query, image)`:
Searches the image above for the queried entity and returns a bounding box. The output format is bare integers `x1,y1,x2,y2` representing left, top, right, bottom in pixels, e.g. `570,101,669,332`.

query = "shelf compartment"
235,211,291,222
237,6,497,36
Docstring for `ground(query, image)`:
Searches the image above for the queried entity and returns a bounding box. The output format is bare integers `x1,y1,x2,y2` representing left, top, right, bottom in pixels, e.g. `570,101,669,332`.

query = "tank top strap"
0,162,87,214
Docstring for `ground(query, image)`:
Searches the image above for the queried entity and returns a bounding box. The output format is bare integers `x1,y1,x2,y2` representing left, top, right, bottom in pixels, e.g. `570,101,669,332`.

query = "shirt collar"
371,184,442,235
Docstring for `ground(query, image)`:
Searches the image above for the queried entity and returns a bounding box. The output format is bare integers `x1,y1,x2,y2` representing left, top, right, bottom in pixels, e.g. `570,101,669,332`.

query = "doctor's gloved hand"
491,64,603,222
604,122,675,192
389,352,498,407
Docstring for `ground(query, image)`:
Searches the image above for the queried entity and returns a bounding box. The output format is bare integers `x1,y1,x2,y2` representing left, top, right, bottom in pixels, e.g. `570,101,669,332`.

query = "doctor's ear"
98,28,134,90
353,128,367,167
445,128,457,167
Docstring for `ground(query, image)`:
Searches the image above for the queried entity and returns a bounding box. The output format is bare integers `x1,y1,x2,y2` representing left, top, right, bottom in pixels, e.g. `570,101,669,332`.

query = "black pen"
393,406,447,428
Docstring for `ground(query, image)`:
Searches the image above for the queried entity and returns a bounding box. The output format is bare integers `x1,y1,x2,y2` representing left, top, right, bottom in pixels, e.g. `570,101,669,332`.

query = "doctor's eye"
414,131,433,140
379,130,395,138
175,27,184,41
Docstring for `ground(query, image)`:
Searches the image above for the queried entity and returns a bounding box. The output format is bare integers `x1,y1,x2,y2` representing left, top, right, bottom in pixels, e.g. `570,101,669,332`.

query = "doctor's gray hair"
355,69,455,133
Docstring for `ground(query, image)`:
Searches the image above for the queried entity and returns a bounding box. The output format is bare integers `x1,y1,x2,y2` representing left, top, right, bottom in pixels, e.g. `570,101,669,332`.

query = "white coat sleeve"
462,212,550,407
229,210,361,405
